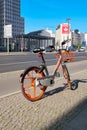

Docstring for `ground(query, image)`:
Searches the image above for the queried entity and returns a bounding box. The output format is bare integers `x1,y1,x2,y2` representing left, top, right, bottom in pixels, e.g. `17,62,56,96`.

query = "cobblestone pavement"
0,70,87,130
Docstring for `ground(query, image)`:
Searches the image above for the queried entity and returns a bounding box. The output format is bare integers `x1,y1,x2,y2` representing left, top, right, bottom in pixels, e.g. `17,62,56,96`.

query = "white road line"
70,69,87,76
0,69,87,99
0,61,37,66
0,91,21,99
0,59,55,66
56,69,87,81
46,59,56,61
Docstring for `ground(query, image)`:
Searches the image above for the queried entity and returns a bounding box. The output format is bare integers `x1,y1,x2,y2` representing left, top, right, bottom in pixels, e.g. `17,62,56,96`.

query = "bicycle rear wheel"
21,66,47,101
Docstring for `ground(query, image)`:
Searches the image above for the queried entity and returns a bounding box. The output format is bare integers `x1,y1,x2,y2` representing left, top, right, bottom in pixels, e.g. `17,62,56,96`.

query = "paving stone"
0,69,87,130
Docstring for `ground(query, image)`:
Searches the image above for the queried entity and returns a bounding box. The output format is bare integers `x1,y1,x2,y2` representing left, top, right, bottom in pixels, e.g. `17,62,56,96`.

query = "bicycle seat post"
40,52,46,64
38,52,49,76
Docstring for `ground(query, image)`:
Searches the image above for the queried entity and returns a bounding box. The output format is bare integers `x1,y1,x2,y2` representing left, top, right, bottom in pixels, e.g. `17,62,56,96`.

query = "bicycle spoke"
34,86,36,97
24,84,32,90
27,73,33,80
36,72,40,77
21,67,47,101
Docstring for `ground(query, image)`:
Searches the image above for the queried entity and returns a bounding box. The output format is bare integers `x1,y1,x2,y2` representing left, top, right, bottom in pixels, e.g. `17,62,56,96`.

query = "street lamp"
66,18,71,39
66,18,71,48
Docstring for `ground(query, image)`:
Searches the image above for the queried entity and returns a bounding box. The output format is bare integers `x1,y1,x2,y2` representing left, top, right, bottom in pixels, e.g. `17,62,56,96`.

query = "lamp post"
66,18,71,48
66,18,71,39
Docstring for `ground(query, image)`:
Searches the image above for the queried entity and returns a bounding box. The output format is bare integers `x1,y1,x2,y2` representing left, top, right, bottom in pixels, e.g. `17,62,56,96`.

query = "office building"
0,0,24,41
25,29,55,50
71,30,81,46
80,32,87,47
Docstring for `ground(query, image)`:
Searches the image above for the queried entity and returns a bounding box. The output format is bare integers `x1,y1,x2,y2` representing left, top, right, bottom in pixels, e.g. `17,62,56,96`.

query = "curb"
0,70,23,78
0,52,31,56
0,52,54,56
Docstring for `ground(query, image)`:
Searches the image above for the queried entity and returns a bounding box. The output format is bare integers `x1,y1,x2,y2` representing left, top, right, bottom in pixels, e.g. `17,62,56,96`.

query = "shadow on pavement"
41,78,87,130
43,78,87,99
73,79,87,84
43,86,66,99
45,97,87,130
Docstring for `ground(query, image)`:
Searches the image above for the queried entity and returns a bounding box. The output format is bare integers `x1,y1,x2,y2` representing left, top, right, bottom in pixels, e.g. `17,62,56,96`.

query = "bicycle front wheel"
21,66,47,101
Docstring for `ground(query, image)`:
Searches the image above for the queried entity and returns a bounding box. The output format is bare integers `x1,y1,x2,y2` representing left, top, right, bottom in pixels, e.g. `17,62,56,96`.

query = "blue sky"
21,0,87,34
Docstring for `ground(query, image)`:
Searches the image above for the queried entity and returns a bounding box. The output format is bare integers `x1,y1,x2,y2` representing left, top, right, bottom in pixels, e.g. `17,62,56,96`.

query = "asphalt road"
0,53,56,73
0,52,87,73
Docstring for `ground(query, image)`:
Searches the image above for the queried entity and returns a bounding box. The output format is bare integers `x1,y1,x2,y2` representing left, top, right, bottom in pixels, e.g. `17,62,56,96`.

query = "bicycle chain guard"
35,76,54,87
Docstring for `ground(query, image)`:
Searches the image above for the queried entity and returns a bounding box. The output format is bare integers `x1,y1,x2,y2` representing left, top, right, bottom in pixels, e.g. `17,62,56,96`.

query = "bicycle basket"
56,51,76,62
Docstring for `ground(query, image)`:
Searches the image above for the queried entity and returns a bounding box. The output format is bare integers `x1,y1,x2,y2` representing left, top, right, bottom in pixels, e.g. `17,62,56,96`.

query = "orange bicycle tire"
21,67,47,101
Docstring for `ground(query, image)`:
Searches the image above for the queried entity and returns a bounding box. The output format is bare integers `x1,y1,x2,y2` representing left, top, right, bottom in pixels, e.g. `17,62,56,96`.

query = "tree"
77,43,82,49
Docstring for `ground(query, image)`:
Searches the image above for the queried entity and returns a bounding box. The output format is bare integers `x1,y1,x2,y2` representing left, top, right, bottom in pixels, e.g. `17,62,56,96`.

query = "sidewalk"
0,69,87,130
63,103,87,130
0,52,31,56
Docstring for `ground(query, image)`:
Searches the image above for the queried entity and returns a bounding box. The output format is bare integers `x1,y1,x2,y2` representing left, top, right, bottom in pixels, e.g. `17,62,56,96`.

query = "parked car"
48,45,55,51
78,47,86,52
68,46,77,51
0,46,7,52
33,47,45,53
45,46,53,52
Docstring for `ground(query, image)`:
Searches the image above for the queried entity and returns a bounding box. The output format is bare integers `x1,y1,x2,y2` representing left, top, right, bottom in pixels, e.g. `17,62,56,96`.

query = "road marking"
0,69,87,99
70,69,87,76
0,61,37,66
55,69,87,81
46,59,56,61
0,91,21,99
0,59,56,66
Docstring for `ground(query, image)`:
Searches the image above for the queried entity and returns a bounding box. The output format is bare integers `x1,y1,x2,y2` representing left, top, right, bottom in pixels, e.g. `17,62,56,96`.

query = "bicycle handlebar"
61,39,71,45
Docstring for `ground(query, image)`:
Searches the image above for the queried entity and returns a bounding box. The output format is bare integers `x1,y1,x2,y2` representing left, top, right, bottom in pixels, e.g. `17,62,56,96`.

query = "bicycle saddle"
33,48,45,53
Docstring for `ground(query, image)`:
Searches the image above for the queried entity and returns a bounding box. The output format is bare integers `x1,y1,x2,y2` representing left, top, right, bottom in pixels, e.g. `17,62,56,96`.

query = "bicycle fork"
62,63,71,89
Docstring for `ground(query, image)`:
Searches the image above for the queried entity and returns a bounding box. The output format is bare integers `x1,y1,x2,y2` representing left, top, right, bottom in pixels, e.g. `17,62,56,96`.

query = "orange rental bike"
20,40,77,101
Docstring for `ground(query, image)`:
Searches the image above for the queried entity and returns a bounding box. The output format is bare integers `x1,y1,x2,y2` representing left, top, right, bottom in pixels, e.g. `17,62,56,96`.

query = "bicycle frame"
20,40,77,101
38,51,63,77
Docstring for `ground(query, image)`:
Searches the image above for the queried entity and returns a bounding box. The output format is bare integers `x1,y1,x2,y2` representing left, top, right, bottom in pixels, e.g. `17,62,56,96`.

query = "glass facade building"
0,0,24,39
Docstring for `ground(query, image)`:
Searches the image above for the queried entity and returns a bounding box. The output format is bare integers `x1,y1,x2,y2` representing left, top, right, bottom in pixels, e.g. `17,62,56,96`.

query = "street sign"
62,24,70,34
4,24,12,38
